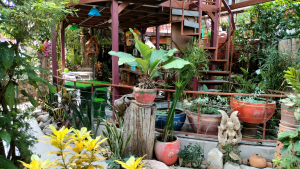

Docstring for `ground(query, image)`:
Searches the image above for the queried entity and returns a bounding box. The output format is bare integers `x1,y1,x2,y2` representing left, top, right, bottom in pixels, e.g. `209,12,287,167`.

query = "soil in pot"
185,109,221,135
155,108,186,131
154,136,180,166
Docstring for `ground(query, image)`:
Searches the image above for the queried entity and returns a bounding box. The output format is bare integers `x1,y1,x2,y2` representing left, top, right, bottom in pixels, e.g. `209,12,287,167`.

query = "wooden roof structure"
66,0,275,30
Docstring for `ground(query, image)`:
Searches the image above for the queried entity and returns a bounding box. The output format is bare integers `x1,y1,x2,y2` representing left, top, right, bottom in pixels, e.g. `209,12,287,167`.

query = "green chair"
96,88,108,100
93,98,106,119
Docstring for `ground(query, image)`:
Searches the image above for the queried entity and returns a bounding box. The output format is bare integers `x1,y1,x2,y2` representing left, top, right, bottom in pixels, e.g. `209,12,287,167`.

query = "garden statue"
218,110,242,146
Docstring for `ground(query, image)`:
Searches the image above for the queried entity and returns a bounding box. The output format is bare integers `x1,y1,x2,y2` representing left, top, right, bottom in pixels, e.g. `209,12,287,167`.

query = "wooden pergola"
51,0,275,101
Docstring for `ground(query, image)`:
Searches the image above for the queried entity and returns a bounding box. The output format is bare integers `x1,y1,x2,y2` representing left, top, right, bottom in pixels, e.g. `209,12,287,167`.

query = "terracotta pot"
249,154,267,168
154,136,180,166
281,104,300,125
231,98,276,124
275,123,299,158
185,109,221,135
133,86,157,104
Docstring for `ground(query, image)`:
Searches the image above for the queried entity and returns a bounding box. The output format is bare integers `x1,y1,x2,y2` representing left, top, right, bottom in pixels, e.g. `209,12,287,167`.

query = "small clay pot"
249,154,267,168
242,159,248,165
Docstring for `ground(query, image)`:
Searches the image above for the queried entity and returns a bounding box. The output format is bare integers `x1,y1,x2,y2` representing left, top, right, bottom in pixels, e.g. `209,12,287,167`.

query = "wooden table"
120,68,143,85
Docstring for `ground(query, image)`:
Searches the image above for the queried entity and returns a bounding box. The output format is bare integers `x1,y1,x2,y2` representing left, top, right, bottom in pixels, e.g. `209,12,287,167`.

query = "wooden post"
123,101,157,159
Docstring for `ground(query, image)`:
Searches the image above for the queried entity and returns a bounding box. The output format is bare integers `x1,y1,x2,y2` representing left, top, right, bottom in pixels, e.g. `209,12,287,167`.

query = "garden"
1,0,300,169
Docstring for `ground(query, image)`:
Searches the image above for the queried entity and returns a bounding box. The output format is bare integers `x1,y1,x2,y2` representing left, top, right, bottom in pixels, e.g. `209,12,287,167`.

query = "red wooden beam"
118,1,130,14
221,0,275,11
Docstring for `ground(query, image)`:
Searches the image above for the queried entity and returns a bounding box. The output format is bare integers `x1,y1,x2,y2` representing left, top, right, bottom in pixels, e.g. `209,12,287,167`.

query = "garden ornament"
218,110,242,146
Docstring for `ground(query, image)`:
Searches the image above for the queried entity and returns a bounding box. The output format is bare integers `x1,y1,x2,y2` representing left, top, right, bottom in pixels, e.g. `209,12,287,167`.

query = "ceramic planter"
133,86,157,104
275,122,299,158
249,154,267,168
155,109,186,131
154,136,180,166
185,109,221,135
281,104,300,125
231,98,276,124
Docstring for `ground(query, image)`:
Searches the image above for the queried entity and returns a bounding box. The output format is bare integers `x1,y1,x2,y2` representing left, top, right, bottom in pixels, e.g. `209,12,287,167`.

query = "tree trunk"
123,101,157,160
81,28,89,67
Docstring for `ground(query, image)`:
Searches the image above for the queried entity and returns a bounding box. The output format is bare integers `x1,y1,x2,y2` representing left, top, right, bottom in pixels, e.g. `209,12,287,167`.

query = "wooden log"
123,101,157,159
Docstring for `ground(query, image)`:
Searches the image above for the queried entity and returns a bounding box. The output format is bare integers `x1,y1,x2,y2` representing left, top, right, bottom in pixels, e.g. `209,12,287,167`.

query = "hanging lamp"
70,24,78,30
88,6,101,16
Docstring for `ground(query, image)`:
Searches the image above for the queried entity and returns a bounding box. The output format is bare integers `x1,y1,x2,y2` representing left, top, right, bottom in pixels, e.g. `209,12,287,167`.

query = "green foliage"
181,37,209,76
222,143,242,163
274,128,300,168
220,20,229,31
178,143,204,168
108,28,190,89
96,62,112,82
161,64,196,142
0,155,18,169
102,114,131,168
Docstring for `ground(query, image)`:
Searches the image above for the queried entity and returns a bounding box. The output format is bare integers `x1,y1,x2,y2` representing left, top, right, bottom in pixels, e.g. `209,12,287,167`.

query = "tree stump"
123,101,157,159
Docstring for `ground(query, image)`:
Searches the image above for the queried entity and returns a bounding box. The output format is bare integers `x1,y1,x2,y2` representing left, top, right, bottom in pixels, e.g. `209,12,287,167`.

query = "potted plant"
155,108,186,131
280,67,300,125
183,94,229,135
108,28,190,105
232,68,276,124
220,20,229,31
178,143,204,168
154,64,196,166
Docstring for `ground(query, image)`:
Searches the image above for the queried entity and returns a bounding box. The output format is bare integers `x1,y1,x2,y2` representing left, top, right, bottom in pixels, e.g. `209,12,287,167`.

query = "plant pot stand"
123,100,157,159
242,122,258,139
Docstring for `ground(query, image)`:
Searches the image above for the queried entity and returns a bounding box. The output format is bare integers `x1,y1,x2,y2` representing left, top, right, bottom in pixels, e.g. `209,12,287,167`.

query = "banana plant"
108,28,190,89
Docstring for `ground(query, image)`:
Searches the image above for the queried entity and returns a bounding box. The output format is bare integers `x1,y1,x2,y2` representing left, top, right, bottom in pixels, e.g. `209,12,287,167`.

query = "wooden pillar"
51,27,58,85
156,25,160,50
123,101,157,159
89,27,94,36
124,31,127,53
111,0,119,103
60,22,66,70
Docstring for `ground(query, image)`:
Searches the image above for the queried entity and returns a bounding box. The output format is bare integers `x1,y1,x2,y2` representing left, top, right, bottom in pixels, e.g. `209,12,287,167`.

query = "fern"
285,67,300,93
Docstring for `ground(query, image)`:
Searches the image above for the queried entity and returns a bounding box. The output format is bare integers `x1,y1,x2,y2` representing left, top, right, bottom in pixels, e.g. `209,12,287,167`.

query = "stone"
141,160,169,169
38,122,44,128
224,162,241,169
40,119,51,129
240,165,257,169
207,148,223,169
207,165,216,169
43,126,52,135
37,114,49,122
242,159,248,165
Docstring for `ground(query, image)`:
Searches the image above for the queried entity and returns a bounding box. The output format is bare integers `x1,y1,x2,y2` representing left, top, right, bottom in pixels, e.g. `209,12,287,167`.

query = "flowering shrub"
36,40,51,57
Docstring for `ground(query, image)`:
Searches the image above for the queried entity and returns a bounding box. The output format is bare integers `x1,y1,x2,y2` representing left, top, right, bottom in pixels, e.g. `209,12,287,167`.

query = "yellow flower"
115,154,147,169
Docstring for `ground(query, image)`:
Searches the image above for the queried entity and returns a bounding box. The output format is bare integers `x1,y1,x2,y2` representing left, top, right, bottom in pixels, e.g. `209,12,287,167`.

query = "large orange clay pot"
281,104,300,125
185,110,221,135
154,136,180,166
133,86,157,104
231,98,276,124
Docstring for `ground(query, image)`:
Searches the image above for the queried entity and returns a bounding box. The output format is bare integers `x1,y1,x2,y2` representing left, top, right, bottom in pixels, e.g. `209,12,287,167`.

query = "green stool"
93,98,106,119
96,88,108,100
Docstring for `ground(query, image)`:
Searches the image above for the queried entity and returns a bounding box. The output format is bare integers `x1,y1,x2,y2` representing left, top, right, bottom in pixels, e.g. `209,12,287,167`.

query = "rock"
51,122,59,130
207,165,216,169
224,162,241,169
201,159,208,169
40,119,51,129
240,165,257,169
266,162,273,168
37,114,49,122
141,160,169,169
242,159,248,165
43,126,52,135
207,148,223,169
249,154,267,168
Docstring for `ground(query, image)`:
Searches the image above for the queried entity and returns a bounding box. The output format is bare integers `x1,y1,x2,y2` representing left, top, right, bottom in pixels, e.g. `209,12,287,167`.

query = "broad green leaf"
108,51,138,66
148,59,161,76
0,130,11,145
203,84,208,92
20,90,38,107
0,42,14,71
130,28,153,61
5,82,14,109
229,151,241,161
0,155,18,169
240,67,249,75
135,58,149,75
162,57,190,69
294,140,300,152
0,64,5,80
149,49,167,65
164,48,178,57
234,76,243,83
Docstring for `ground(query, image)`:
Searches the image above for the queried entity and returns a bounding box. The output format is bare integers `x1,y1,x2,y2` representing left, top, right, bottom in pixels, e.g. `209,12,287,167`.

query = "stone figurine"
218,110,242,146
